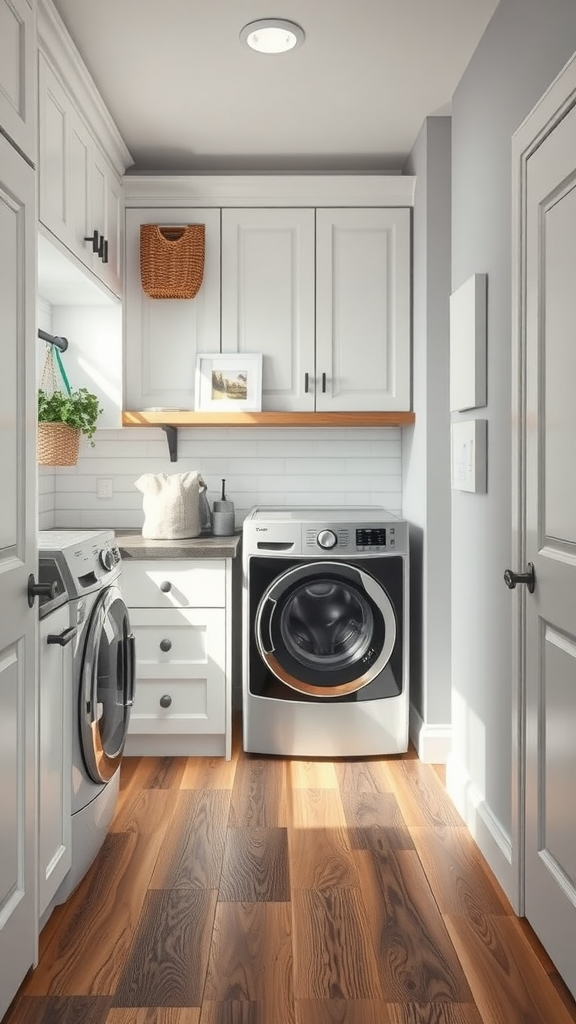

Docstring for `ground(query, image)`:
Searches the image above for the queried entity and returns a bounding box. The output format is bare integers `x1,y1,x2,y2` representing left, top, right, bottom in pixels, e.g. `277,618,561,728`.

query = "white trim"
37,0,133,175
123,174,416,208
510,46,576,918
409,704,451,764
446,751,514,906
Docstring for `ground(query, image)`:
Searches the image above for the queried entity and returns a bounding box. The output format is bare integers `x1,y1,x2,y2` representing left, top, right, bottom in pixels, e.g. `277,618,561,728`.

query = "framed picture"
194,353,263,412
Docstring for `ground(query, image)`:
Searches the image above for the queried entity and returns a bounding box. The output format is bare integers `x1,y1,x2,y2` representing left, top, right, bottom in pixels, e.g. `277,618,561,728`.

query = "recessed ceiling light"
240,19,305,54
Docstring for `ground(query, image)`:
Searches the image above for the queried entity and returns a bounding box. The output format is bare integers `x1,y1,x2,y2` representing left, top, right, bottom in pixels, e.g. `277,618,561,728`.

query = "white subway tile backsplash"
49,426,404,529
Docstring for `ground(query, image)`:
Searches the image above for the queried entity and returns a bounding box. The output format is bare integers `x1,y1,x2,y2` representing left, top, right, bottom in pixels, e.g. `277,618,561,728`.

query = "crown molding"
123,173,416,208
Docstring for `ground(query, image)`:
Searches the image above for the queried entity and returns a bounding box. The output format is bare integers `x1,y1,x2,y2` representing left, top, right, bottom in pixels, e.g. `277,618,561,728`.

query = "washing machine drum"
255,561,397,697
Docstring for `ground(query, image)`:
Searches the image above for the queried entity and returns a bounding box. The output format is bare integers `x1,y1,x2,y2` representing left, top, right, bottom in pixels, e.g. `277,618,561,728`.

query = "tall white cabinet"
123,176,414,415
0,1,38,1017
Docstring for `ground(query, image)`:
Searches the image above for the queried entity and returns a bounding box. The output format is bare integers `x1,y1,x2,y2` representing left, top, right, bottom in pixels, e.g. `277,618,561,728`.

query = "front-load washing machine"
38,530,135,909
242,506,409,757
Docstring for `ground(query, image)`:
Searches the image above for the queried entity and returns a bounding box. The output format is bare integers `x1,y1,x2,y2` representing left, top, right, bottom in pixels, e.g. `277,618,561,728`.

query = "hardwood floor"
5,723,576,1024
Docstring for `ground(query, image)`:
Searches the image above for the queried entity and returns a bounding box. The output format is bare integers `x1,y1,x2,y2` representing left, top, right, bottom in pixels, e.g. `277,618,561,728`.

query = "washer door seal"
79,585,135,783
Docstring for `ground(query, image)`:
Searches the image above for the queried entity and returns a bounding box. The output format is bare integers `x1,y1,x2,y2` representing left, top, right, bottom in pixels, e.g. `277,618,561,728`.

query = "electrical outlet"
96,478,113,499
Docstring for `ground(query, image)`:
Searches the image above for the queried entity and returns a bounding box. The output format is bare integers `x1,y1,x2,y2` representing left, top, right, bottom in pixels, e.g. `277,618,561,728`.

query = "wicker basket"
140,224,205,299
38,422,80,466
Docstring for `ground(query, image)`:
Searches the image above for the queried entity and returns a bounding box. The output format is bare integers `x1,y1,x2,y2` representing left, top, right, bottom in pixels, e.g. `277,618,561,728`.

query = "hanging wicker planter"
37,422,81,466
140,224,205,299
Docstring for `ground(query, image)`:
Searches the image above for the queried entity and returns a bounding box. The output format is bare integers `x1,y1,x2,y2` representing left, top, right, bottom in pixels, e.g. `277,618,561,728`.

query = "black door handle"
503,563,535,593
47,626,77,646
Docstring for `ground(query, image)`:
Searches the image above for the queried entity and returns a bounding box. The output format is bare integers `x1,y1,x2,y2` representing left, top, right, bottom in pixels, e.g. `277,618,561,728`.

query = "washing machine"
242,506,409,757
37,530,135,906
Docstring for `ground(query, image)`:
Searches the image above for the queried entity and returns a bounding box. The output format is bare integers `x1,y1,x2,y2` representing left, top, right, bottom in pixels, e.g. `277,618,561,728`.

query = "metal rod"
38,329,68,352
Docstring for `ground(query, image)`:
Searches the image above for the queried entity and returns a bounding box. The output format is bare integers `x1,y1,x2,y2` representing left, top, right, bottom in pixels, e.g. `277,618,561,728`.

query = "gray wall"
448,0,576,897
403,117,452,756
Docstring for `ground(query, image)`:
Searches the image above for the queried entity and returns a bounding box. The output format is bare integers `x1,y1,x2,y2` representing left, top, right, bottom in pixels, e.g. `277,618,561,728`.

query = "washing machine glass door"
79,584,135,783
255,561,396,697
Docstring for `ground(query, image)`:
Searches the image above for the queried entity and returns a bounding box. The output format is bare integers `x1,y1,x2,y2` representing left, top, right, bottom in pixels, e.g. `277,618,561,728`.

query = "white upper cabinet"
0,0,36,161
221,206,411,411
124,207,221,410
316,208,411,412
221,208,316,410
37,0,132,297
38,54,125,296
122,175,414,414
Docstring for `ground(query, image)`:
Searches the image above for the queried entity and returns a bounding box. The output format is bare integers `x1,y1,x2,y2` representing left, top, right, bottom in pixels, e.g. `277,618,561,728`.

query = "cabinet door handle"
322,372,327,393
159,694,172,708
304,372,309,393
160,580,172,593
84,230,100,253
99,236,109,264
159,638,172,652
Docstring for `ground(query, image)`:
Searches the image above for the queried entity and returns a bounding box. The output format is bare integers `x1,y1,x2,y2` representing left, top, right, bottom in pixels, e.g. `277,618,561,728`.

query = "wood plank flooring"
4,722,576,1024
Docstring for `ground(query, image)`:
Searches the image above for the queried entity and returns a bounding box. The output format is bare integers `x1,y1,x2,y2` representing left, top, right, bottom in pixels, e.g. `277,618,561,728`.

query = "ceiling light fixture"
240,18,305,54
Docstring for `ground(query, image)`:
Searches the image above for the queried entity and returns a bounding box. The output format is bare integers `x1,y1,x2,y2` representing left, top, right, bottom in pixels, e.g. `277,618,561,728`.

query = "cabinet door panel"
124,207,221,409
315,208,411,411
0,0,35,160
68,109,91,263
221,208,315,411
38,57,68,239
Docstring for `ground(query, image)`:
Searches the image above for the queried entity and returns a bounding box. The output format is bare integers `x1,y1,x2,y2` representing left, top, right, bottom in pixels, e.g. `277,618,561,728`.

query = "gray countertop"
115,529,242,560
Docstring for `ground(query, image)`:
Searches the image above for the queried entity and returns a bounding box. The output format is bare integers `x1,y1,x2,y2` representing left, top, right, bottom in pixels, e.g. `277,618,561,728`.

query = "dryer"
242,506,409,757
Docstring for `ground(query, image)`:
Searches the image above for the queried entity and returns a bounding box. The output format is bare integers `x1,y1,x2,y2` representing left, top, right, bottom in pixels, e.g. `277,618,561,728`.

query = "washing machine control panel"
303,524,396,553
356,527,395,551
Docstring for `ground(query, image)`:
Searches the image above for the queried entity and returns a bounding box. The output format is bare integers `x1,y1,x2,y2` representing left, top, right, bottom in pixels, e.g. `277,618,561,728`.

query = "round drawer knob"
159,694,172,708
159,638,172,652
160,580,172,593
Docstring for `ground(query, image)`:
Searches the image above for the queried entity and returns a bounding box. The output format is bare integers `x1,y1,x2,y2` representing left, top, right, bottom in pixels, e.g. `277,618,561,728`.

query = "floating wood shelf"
122,410,415,428
122,410,415,461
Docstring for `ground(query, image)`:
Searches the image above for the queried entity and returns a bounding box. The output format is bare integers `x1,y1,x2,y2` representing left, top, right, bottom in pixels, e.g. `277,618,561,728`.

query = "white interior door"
0,132,38,1016
514,58,576,999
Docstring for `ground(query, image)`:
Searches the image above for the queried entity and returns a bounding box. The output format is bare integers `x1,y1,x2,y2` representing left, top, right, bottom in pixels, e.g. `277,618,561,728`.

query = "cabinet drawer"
129,608,225,735
128,677,225,735
122,559,226,608
129,608,221,677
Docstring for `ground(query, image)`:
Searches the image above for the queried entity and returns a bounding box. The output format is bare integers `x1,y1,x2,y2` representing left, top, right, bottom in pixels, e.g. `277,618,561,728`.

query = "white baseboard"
409,704,452,763
445,750,514,904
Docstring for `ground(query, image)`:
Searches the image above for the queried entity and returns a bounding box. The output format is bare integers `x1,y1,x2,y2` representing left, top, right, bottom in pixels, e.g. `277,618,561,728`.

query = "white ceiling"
51,0,499,174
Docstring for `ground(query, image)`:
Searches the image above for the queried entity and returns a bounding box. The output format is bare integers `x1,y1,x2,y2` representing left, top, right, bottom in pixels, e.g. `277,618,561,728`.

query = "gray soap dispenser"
212,479,235,536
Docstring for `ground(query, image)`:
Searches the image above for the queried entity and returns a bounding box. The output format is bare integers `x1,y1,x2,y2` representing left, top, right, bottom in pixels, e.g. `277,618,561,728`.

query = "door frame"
510,48,576,916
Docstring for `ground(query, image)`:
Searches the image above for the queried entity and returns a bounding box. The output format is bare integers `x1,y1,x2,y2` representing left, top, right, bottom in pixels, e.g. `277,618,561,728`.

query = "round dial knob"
99,548,114,571
317,529,337,549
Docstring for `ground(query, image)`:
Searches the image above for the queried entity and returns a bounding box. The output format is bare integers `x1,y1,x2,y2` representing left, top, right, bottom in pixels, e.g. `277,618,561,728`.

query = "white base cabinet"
121,559,232,758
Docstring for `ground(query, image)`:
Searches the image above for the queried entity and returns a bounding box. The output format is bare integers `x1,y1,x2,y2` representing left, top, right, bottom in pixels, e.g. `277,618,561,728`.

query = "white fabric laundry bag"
135,471,209,539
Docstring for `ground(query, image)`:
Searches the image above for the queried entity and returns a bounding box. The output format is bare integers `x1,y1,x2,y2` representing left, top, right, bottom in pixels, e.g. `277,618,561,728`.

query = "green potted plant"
38,386,103,466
